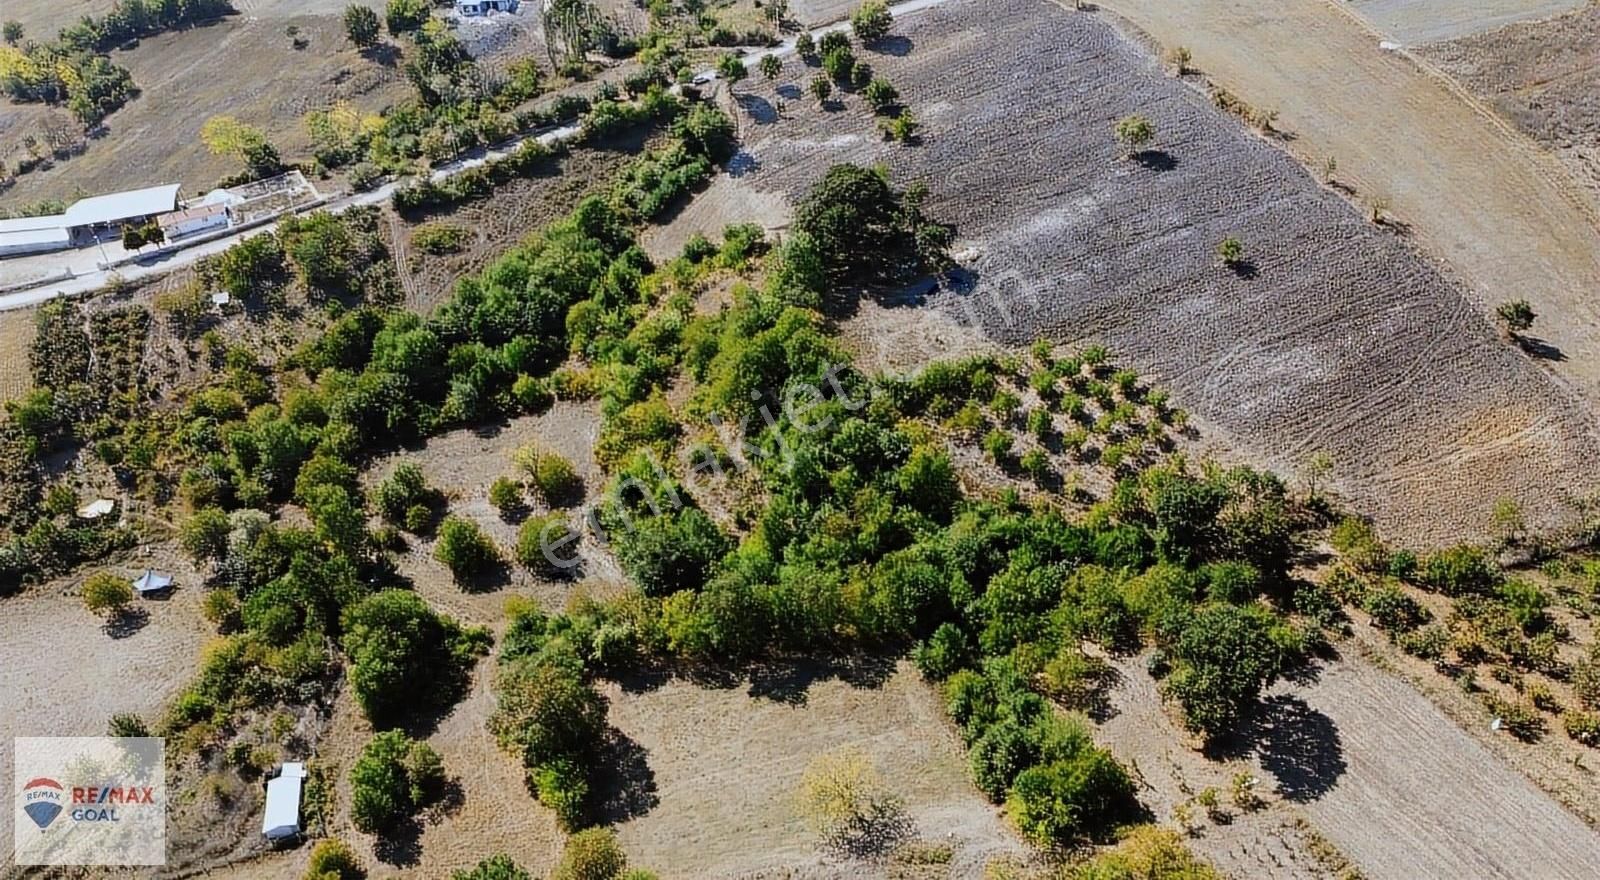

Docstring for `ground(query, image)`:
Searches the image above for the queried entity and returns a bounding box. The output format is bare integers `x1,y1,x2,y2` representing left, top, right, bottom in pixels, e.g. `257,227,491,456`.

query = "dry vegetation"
1420,5,1600,199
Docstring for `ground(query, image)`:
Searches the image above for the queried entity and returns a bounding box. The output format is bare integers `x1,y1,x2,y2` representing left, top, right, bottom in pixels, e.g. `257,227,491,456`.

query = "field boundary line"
1315,0,1600,233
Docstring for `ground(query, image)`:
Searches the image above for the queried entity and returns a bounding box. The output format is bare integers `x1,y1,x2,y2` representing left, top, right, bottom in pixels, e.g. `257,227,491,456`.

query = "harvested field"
1420,5,1600,199
1347,0,1587,44
789,0,859,27
0,12,411,208
1089,0,1600,525
0,306,37,401
0,546,210,864
605,659,1027,878
711,0,1600,544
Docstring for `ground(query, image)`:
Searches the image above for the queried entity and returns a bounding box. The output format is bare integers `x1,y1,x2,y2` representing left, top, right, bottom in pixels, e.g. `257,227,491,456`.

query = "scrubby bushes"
434,515,502,584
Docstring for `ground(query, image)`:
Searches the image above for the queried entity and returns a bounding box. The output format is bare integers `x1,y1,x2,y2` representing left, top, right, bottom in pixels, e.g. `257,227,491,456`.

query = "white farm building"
0,183,183,257
456,0,517,14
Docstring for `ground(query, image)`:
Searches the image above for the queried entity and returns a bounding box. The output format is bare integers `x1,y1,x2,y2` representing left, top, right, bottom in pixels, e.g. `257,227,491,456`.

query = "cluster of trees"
0,302,139,589
58,0,234,53
121,221,166,252
488,600,610,830
188,206,392,309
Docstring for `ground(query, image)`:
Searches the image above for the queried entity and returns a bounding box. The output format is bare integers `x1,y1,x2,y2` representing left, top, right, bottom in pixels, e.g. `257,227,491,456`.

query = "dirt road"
1096,0,1600,422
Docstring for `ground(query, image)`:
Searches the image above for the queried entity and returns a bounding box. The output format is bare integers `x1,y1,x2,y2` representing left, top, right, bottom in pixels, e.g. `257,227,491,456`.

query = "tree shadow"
1248,694,1347,802
1225,259,1259,280
736,93,780,125
591,727,660,823
1517,335,1566,361
373,819,423,867
745,653,897,705
362,43,401,67
868,35,914,57
823,800,917,861
1132,149,1177,172
727,150,761,178
458,563,513,594
104,607,150,639
776,83,803,100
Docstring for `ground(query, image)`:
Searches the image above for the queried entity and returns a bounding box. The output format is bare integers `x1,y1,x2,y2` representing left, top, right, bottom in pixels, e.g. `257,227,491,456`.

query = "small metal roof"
0,227,70,250
262,766,305,839
0,214,69,233
131,570,174,593
77,499,116,519
63,184,181,228
159,203,228,227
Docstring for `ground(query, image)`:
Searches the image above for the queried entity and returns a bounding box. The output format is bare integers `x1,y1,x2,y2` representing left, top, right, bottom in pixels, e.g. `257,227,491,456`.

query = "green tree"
121,223,146,252
716,53,746,91
452,855,531,880
862,77,898,114
2,21,23,45
517,512,575,574
344,4,381,48
1497,299,1535,337
1114,114,1155,157
341,590,488,725
1215,236,1244,267
435,515,501,584
1161,603,1282,740
850,1,892,43
304,837,365,880
350,731,447,834
385,0,429,34
180,507,231,566
613,508,728,597
809,74,832,105
551,828,627,880
759,53,781,82
795,31,816,62
83,571,133,617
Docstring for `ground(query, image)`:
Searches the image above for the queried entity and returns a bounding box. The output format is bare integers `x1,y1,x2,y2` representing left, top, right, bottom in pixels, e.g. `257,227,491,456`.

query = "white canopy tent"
131,570,174,595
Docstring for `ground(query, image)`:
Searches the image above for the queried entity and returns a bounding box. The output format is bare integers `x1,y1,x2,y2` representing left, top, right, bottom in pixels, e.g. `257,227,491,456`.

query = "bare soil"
605,659,1027,879
697,0,1600,546
1419,5,1600,200
1272,651,1600,878
1090,0,1600,535
0,544,210,866
365,400,627,627
1347,0,1587,44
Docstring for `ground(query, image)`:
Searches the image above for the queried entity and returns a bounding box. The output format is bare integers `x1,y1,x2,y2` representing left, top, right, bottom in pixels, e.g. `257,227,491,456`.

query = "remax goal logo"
21,778,65,830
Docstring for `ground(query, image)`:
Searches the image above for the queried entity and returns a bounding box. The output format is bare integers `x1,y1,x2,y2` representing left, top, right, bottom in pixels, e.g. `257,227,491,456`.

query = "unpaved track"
1097,0,1600,418
1280,661,1600,879
1348,0,1587,44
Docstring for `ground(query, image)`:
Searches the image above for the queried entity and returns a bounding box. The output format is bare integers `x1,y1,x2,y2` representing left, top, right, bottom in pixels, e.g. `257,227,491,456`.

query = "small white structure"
157,203,229,240
456,0,516,14
76,499,117,520
261,763,307,841
131,570,174,595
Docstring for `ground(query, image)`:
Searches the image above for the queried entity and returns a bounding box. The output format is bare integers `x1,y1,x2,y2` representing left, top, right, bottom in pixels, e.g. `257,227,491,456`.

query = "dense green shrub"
434,516,501,584
341,590,489,725
1418,545,1500,596
350,730,445,833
